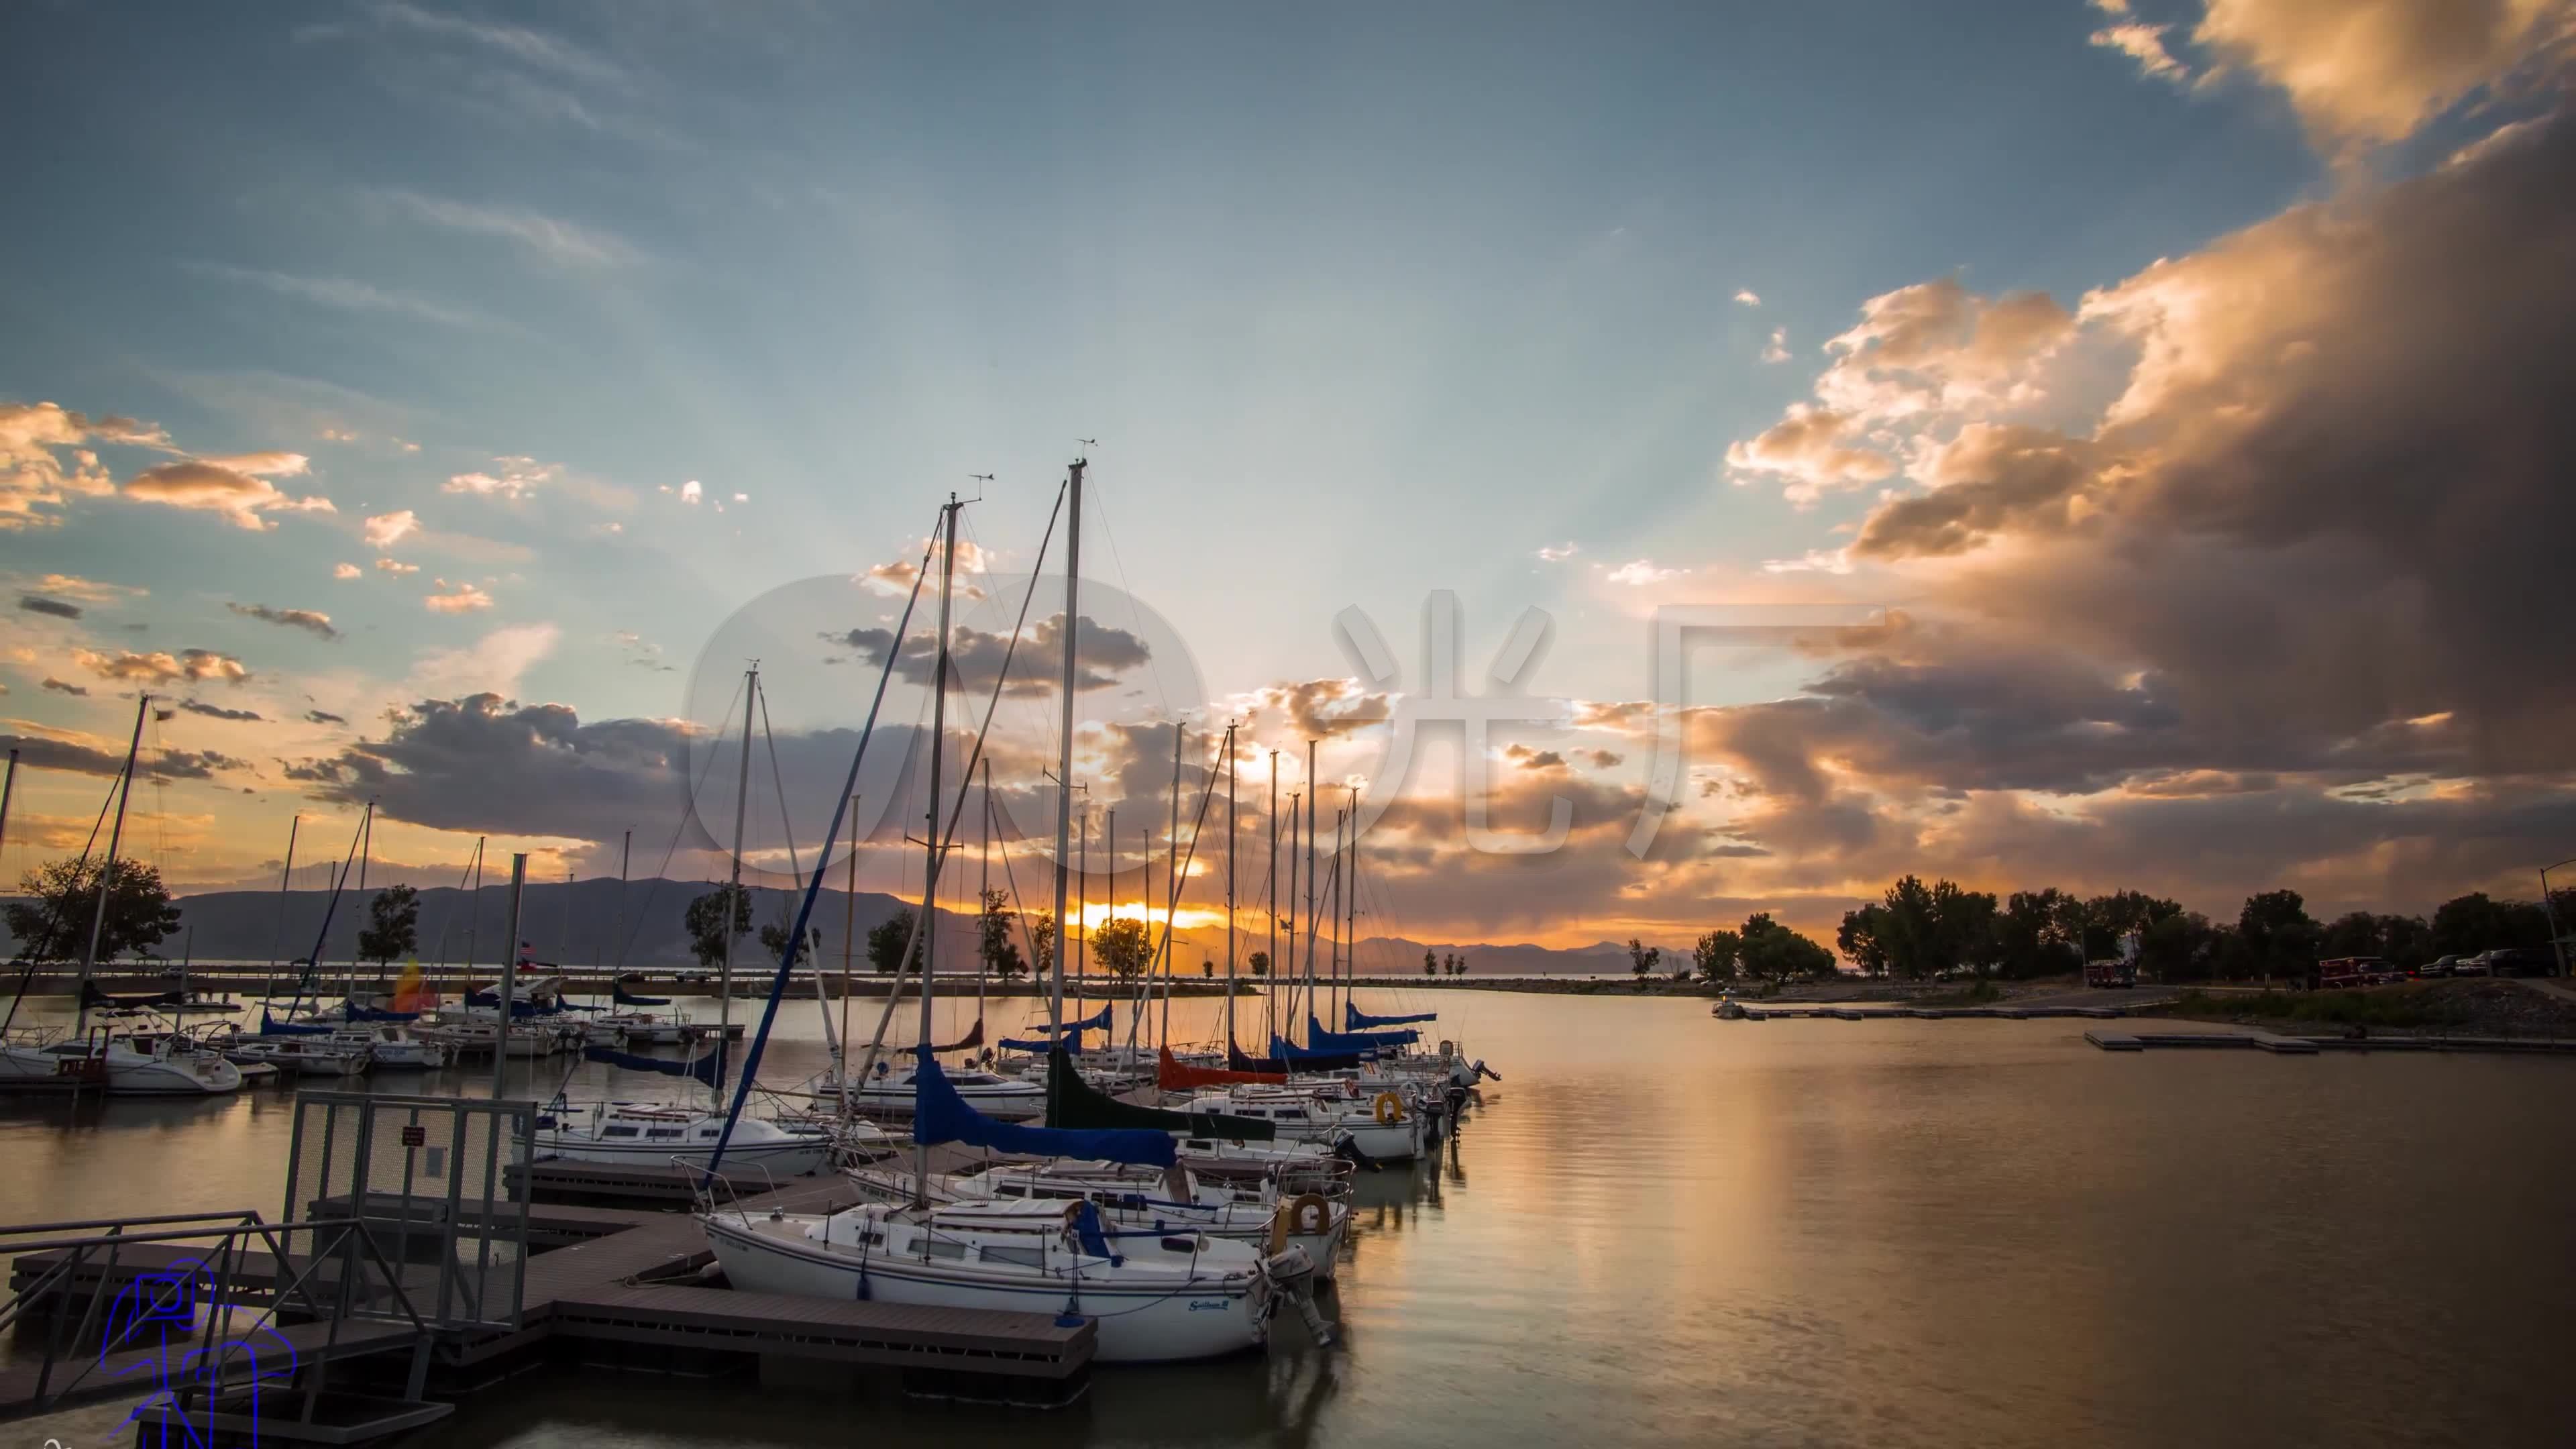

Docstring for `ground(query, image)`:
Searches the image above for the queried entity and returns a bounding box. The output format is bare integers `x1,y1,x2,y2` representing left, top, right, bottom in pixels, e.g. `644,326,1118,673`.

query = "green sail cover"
1046,1050,1276,1141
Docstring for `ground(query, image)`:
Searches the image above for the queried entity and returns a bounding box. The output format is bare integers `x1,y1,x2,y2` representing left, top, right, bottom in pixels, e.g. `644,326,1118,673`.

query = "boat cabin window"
645,1128,684,1140
602,1126,640,1138
696,1128,719,1138
920,1238,969,1260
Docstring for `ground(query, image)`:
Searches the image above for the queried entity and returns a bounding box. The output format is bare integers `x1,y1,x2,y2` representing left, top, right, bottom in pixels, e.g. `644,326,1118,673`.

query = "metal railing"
0,1209,431,1422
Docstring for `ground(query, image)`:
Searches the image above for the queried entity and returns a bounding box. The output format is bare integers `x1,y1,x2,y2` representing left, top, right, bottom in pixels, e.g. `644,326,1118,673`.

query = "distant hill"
3,877,1638,976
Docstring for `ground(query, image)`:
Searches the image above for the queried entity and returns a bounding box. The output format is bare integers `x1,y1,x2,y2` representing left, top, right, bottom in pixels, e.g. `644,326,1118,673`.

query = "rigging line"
610,674,748,969
843,480,1068,1079
756,679,804,888
0,755,127,1036
1081,481,1174,721
953,510,1062,751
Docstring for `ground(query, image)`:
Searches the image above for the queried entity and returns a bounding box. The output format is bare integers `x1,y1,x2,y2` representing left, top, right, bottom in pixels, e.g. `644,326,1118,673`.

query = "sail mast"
1159,721,1181,1052
977,755,991,1038
1344,785,1360,1021
75,692,149,1036
265,814,299,1002
916,494,962,1203
717,665,757,1097
1301,739,1318,1046
1047,459,1085,1048
1224,724,1237,1053
1266,751,1278,1051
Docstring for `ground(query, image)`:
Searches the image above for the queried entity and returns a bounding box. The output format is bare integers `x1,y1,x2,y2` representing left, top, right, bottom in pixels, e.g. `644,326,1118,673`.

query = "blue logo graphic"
98,1257,301,1448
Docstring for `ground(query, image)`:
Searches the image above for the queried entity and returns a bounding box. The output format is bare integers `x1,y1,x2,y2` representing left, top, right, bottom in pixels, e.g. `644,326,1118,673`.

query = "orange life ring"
1371,1091,1403,1126
1288,1192,1330,1236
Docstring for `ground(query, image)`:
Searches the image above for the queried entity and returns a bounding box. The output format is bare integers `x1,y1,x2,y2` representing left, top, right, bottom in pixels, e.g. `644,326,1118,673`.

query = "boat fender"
1371,1091,1403,1126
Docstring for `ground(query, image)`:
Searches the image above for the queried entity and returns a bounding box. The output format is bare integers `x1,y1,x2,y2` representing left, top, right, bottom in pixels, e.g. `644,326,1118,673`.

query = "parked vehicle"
2475,947,2557,978
2418,955,2465,978
2308,957,2402,990
2082,959,2136,989
2453,952,2493,977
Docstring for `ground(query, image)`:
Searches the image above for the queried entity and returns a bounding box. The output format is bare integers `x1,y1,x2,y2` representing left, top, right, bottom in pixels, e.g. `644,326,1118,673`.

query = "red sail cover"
1159,1046,1285,1089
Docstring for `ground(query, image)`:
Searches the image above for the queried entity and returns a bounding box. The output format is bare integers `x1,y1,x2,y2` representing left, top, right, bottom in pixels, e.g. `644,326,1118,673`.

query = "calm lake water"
7,988,2573,1447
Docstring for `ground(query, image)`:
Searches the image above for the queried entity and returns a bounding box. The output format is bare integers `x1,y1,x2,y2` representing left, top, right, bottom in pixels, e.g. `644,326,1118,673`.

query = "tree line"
1829,875,2573,983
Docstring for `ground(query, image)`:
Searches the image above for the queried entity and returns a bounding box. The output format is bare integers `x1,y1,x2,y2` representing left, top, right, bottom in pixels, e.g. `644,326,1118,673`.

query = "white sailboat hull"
704,1213,1270,1363
0,1042,243,1095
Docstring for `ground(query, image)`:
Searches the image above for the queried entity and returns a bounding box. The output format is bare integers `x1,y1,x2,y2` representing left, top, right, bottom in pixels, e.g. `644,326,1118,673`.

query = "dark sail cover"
1346,1002,1438,1028
927,1017,983,1054
913,1055,1175,1166
1307,1017,1421,1050
1044,1050,1275,1140
582,1043,722,1086
613,983,671,1006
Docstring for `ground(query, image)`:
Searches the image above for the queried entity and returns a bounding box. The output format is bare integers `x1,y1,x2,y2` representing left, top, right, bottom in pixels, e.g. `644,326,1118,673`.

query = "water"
7,990,2573,1446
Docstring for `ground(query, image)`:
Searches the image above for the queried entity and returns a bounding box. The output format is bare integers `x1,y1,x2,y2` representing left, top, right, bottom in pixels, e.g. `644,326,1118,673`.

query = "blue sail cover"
612,983,671,1006
1307,1017,1421,1051
1346,1002,1438,1029
911,1056,1174,1167
583,1043,722,1087
258,1009,333,1037
1265,1034,1366,1069
345,1004,419,1022
1025,1005,1111,1034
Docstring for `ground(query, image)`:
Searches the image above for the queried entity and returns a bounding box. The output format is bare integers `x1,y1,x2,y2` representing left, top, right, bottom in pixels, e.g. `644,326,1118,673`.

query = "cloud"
2192,0,2575,146
824,610,1147,696
184,261,495,330
1605,559,1688,586
1815,277,2074,422
1733,288,1762,307
42,677,89,696
856,537,995,598
334,563,363,580
1722,405,1896,502
16,573,144,604
176,698,264,722
1762,327,1791,364
227,602,341,639
0,720,232,779
305,708,348,726
72,647,251,686
443,455,561,500
370,188,641,266
363,509,420,549
376,558,420,574
1851,423,2101,558
123,459,335,530
362,1,629,87
2090,21,2191,84
677,479,703,504
299,692,689,844
1536,541,1579,562
19,594,80,619
2,401,170,529
425,582,494,612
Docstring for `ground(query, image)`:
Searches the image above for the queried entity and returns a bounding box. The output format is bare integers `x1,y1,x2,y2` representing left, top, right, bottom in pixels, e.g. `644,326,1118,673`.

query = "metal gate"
281,1091,535,1330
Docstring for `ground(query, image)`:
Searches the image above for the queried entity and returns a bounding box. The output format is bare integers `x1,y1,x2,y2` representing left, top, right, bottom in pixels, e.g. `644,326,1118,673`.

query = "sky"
5,1,2574,951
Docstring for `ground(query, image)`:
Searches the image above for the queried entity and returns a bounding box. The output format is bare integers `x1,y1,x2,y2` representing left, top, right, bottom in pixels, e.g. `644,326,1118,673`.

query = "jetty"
2083,1028,2576,1056
0,1091,1097,1446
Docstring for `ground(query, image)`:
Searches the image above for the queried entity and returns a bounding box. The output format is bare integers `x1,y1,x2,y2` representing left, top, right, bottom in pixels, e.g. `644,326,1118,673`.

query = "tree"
2139,910,2222,983
1927,879,2000,977
757,922,815,967
976,890,1026,982
358,883,420,969
684,884,753,971
1445,952,1466,975
1092,916,1151,983
1029,918,1057,979
1201,959,1216,977
1627,937,1662,983
1739,912,1835,979
1996,888,2083,979
2429,892,2551,958
2238,889,2320,980
5,857,181,965
1248,949,1270,979
1693,928,1742,984
866,906,923,975
1837,906,1891,977
1424,948,1439,977
2081,890,2184,960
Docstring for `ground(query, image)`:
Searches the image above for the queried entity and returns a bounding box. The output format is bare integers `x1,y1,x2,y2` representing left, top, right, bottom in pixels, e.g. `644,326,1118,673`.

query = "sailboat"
701,472,1311,1361
0,696,242,1096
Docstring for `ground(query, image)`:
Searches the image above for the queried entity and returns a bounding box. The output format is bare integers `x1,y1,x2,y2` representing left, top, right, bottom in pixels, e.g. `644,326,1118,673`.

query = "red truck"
2083,959,2136,989
2310,956,2403,990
